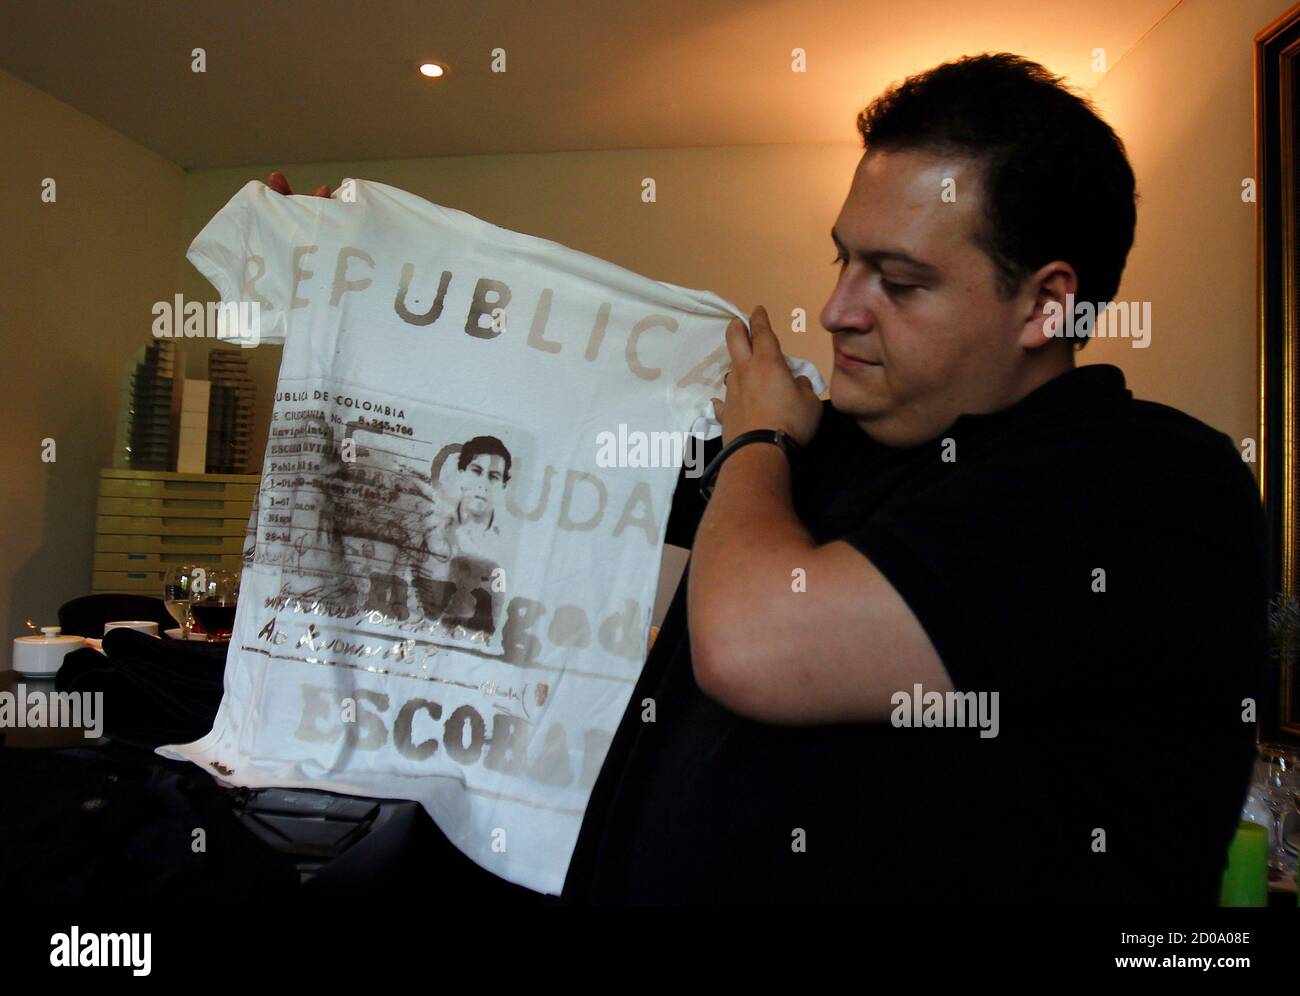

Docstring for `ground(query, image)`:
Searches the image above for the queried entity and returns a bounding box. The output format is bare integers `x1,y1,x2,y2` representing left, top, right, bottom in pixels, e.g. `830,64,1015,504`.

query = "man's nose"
820,281,874,335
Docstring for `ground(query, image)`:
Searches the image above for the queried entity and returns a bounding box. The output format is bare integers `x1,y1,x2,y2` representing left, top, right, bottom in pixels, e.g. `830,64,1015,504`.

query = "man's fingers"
725,317,753,364
748,304,782,358
267,173,332,198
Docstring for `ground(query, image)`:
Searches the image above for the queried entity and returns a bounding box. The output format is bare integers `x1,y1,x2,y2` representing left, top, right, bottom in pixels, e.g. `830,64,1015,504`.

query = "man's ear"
1016,261,1078,353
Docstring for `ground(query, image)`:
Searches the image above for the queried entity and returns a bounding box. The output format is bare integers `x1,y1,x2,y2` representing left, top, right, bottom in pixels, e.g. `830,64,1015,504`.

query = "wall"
1088,0,1297,458
0,68,187,640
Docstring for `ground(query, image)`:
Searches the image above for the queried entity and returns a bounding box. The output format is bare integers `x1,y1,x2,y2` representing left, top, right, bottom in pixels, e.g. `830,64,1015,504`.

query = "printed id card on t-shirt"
157,177,825,894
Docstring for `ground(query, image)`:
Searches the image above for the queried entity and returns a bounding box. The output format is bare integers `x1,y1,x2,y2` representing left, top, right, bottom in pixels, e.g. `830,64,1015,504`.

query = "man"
443,435,511,640
559,53,1266,906
449,435,511,558
405,435,513,639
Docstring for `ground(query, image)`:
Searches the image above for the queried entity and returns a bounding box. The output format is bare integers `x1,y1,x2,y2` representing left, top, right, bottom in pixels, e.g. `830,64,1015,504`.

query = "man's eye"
833,255,917,294
881,277,918,295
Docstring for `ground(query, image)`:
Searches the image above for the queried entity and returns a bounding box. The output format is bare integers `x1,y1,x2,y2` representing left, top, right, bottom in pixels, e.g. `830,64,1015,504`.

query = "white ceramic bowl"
12,627,86,677
103,620,159,637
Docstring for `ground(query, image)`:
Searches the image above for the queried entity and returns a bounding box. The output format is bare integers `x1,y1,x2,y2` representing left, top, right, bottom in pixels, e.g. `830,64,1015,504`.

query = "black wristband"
698,429,800,500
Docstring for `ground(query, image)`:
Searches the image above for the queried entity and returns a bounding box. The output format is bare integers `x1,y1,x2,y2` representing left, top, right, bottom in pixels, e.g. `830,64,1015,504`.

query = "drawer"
96,496,255,518
94,534,247,555
94,552,245,572
95,515,250,537
98,471,259,502
93,571,171,593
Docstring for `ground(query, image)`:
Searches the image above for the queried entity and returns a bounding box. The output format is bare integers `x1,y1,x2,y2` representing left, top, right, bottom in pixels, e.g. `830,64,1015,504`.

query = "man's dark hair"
856,52,1137,345
457,435,512,484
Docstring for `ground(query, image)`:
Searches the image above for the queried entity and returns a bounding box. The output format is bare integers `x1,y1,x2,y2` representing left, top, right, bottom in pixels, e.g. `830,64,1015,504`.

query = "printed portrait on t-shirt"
259,400,526,655
404,434,515,643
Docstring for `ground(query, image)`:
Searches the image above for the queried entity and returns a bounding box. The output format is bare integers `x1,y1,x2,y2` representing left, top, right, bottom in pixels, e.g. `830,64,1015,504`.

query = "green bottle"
1219,820,1268,907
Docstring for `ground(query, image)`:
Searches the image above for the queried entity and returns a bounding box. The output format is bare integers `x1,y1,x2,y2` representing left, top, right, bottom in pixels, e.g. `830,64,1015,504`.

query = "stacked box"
113,339,181,471
207,348,256,473
177,379,210,473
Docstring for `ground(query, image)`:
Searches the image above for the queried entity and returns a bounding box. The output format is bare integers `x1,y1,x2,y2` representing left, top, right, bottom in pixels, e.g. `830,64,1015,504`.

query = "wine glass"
162,563,204,639
190,568,240,643
1254,743,1299,879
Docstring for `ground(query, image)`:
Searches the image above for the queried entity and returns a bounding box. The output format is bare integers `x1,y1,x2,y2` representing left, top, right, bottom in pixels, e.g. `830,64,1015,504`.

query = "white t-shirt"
158,177,825,894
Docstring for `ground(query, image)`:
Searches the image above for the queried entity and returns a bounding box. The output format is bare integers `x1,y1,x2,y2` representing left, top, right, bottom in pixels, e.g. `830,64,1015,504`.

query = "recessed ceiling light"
419,62,446,78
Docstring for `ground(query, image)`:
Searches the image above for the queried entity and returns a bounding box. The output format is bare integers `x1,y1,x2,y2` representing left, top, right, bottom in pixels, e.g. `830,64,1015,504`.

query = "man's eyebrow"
831,227,939,278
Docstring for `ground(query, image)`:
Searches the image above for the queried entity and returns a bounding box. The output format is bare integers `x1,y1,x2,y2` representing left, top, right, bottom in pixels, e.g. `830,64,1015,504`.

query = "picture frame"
1256,3,1300,738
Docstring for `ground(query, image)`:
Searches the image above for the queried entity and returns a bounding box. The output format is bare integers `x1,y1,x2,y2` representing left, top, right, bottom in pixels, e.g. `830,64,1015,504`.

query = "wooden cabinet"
92,469,258,593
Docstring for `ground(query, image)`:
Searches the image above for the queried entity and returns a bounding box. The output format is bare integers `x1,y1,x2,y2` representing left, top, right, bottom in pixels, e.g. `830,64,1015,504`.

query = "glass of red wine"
190,568,240,643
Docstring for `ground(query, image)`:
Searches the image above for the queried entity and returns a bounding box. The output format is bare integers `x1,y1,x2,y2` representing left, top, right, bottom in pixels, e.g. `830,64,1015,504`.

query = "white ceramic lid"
15,626,84,646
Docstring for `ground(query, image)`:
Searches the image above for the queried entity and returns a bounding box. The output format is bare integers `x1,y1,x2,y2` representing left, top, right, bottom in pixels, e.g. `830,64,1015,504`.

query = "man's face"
820,148,1037,447
460,453,507,516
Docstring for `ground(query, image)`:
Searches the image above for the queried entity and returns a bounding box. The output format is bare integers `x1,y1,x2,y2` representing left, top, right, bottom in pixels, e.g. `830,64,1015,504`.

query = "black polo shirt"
561,363,1266,906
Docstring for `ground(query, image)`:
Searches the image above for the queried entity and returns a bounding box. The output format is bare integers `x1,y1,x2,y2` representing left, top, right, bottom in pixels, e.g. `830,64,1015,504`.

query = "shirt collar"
828,363,1131,457
947,363,1130,433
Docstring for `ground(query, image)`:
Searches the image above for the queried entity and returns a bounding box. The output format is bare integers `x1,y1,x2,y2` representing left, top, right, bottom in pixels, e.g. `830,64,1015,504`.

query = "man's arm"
687,306,952,725
687,443,952,726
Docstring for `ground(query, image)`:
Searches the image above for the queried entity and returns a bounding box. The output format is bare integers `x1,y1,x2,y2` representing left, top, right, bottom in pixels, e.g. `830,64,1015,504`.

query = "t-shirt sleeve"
663,296,734,441
667,308,827,442
664,433,723,549
841,428,1266,707
185,180,312,347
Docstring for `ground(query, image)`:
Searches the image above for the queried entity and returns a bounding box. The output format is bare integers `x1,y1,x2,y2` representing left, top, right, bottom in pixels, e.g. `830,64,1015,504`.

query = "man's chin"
829,375,890,421
829,379,924,447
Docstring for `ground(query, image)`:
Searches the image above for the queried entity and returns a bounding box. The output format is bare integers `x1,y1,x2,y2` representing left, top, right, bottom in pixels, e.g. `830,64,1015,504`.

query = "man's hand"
266,172,333,198
712,305,822,446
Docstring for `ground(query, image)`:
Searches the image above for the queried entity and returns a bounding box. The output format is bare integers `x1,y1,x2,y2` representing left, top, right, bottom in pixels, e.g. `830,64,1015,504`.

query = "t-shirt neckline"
946,363,1129,434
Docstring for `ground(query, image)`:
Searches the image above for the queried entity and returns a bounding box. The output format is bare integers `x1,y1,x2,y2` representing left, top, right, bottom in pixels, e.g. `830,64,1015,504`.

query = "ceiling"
0,0,1179,169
